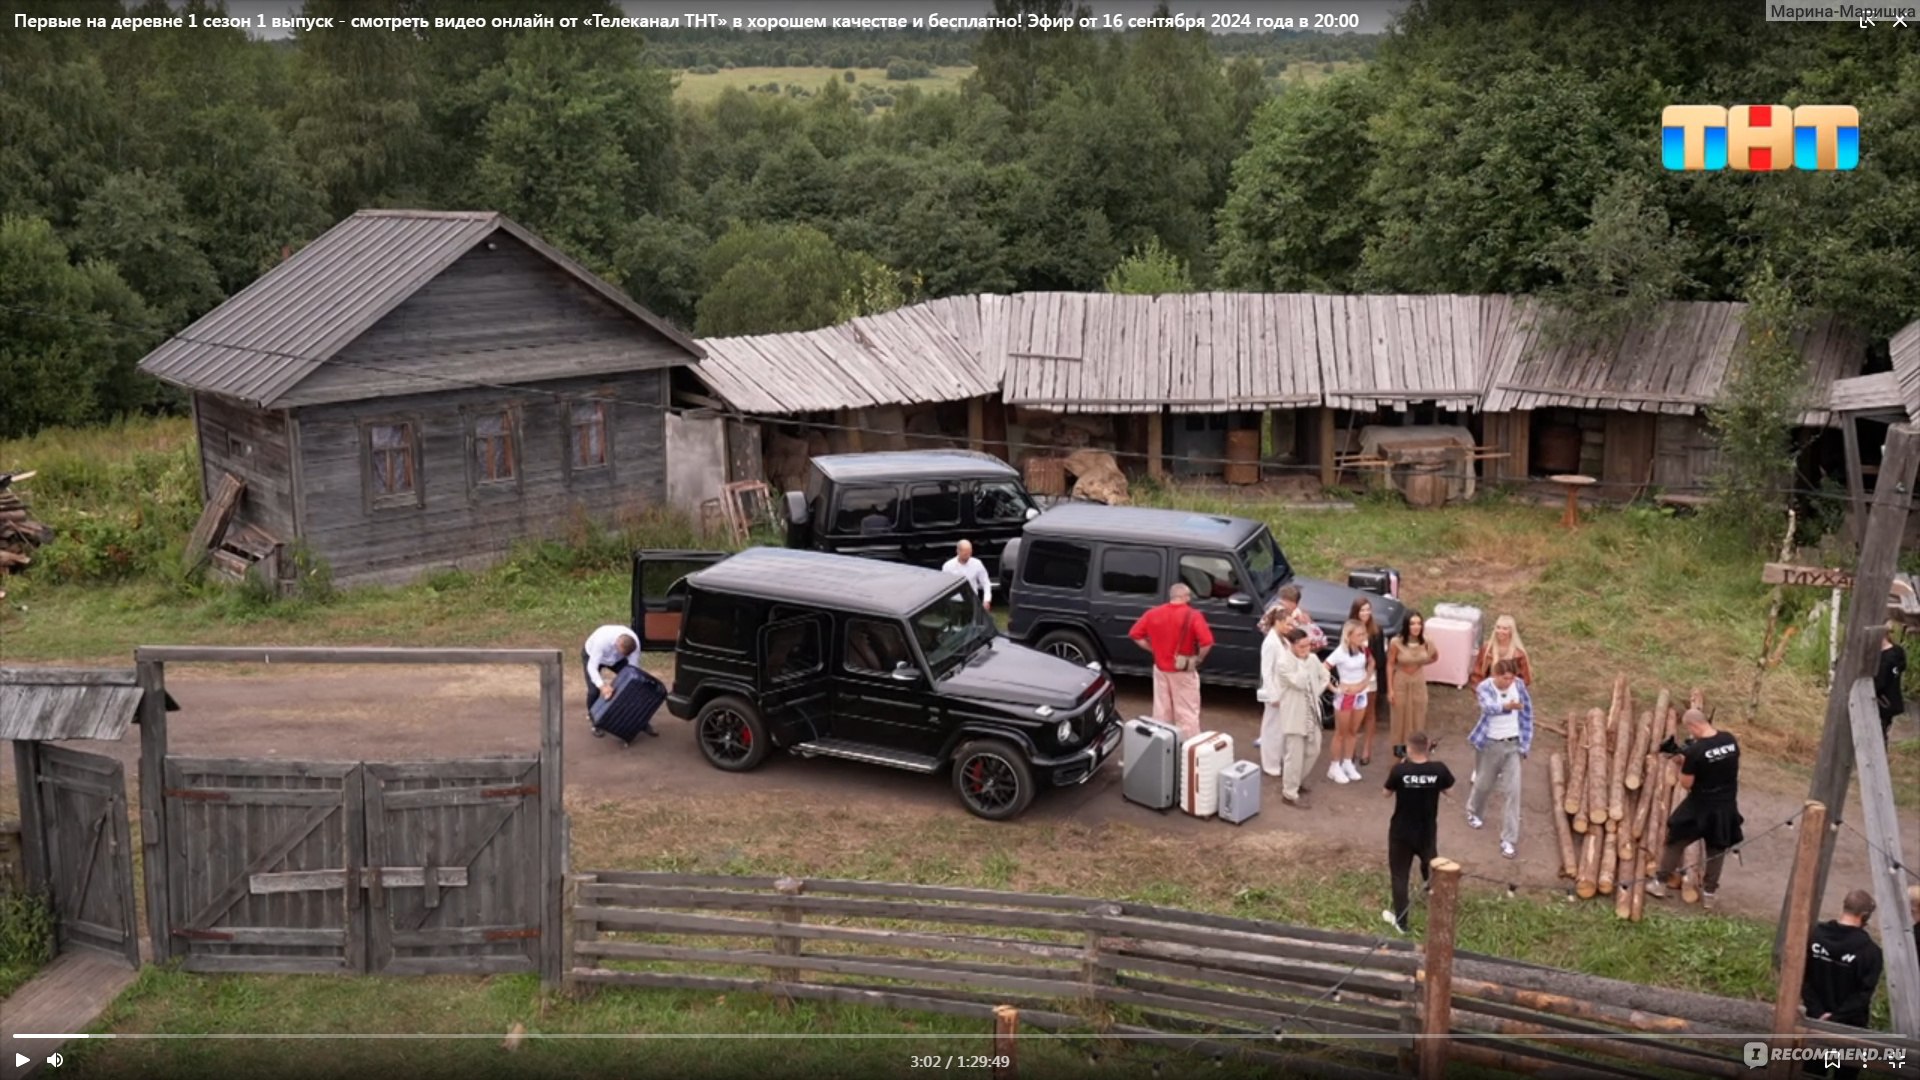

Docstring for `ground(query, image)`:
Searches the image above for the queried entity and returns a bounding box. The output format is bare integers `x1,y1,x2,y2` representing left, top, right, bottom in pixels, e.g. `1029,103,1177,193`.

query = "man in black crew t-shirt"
1647,709,1743,910
1382,731,1454,933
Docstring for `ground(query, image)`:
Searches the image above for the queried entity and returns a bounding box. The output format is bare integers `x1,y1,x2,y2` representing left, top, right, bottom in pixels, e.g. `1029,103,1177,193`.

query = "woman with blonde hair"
1471,615,1534,686
1324,619,1374,784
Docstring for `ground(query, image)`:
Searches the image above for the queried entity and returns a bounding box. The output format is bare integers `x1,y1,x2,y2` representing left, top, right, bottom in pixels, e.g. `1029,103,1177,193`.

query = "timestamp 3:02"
910,1056,1012,1069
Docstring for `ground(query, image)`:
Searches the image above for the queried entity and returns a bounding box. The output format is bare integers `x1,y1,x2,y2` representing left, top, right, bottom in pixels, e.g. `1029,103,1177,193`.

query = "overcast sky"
211,1,1405,37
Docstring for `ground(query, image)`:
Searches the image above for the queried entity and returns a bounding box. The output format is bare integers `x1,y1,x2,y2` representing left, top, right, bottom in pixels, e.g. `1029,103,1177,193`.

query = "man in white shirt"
941,539,994,611
582,624,639,721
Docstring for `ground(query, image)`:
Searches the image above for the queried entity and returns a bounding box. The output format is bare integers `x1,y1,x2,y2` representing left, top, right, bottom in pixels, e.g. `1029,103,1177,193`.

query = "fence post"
1419,857,1461,1080
992,1004,1019,1080
772,876,806,999
560,872,581,996
1768,801,1828,1080
1081,903,1121,1009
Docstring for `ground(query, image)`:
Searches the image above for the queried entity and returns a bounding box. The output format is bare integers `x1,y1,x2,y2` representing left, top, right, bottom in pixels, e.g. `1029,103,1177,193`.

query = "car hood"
940,637,1101,709
1286,576,1407,637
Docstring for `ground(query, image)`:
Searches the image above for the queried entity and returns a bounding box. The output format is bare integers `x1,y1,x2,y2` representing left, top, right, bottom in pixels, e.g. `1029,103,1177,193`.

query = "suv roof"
687,547,965,617
811,450,1018,483
1023,504,1265,548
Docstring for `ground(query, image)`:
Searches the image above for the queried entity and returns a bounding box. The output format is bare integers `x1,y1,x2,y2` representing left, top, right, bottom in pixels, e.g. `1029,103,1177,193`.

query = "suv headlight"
1057,718,1075,745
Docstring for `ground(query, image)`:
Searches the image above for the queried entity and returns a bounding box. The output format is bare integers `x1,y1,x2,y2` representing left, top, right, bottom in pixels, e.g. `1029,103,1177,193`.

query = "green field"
672,65,974,106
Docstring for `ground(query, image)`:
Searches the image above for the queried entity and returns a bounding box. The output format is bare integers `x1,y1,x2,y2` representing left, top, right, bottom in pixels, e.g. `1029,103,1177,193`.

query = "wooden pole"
1626,695,1659,791
1148,410,1166,480
1576,831,1602,899
1419,857,1461,1080
1845,678,1920,1035
773,876,806,996
1768,801,1830,1080
1608,694,1634,824
1749,509,1798,725
967,397,986,454
1316,407,1335,490
539,654,566,985
992,1005,1019,1080
136,658,172,964
1597,825,1617,896
1785,422,1919,970
1631,751,1658,842
1584,708,1608,835
1841,412,1867,548
1681,839,1705,904
1549,754,1578,879
1564,710,1588,819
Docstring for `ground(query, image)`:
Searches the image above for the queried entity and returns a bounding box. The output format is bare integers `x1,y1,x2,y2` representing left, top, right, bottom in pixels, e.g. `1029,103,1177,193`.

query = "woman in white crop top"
1323,620,1374,785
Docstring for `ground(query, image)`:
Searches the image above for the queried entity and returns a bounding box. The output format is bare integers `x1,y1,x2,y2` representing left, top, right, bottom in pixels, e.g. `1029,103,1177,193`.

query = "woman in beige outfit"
1387,611,1439,757
1259,621,1329,808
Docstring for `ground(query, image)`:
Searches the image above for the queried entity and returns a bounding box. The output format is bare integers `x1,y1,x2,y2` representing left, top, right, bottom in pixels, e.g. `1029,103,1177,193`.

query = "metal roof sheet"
138,210,702,409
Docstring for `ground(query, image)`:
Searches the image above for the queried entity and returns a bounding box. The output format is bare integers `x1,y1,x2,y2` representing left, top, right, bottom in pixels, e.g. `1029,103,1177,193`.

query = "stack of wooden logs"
0,471,48,575
1547,676,1710,919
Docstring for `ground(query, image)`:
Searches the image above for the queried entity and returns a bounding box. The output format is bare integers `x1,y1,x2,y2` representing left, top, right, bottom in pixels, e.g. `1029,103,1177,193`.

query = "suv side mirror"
1226,592,1254,612
890,661,918,682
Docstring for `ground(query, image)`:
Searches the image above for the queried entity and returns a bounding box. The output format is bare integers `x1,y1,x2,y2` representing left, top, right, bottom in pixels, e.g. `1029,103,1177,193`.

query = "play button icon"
13,1053,28,1068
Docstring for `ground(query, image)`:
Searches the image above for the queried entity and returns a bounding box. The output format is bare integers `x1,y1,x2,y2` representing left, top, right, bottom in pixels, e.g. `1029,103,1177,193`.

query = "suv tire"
1035,627,1099,667
695,695,770,772
951,739,1036,821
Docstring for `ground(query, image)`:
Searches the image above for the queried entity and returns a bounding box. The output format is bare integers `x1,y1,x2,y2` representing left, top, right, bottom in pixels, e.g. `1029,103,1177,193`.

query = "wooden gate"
160,757,542,975
23,745,139,968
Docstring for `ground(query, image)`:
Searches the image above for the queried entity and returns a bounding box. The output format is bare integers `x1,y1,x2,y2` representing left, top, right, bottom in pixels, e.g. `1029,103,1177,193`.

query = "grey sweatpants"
1465,738,1524,848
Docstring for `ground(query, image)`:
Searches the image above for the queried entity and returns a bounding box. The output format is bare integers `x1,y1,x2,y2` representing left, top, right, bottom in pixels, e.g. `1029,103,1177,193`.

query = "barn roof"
1479,298,1866,423
1313,294,1486,411
1828,372,1909,417
138,210,703,409
692,300,996,415
0,668,148,741
1892,318,1920,421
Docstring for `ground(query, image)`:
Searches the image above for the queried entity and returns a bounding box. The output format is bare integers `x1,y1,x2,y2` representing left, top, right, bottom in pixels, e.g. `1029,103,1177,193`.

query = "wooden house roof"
1314,294,1485,411
1828,372,1909,417
692,302,996,415
1479,298,1867,424
1892,318,1920,421
138,210,704,410
0,668,145,741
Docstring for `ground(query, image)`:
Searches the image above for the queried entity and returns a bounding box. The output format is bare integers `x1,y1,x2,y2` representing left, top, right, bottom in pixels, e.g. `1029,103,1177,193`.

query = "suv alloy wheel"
1034,628,1099,667
695,695,770,772
950,739,1036,821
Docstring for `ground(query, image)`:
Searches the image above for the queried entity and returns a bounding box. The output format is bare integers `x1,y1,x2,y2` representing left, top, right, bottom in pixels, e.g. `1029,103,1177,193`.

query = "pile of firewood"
0,471,49,574
1548,676,1710,920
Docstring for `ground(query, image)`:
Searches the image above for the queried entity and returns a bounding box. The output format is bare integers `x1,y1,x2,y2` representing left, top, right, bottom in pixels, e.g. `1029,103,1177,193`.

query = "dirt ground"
6,658,1911,925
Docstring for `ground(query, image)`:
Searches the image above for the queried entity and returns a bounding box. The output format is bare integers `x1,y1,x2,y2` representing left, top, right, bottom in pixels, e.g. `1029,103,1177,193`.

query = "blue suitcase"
591,666,667,744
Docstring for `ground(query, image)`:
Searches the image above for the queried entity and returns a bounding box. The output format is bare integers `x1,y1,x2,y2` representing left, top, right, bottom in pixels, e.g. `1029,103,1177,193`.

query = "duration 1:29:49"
910,1056,1012,1069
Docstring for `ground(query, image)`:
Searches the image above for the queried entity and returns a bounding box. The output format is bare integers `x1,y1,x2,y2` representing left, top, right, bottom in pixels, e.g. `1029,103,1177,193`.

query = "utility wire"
1,299,1910,507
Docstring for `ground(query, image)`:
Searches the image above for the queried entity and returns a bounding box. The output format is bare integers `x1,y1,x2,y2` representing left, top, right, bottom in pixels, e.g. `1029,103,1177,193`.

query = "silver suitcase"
1122,717,1179,810
1217,760,1261,825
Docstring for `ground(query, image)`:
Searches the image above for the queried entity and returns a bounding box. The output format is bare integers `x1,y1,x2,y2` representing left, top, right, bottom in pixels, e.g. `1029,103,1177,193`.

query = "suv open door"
631,550,729,650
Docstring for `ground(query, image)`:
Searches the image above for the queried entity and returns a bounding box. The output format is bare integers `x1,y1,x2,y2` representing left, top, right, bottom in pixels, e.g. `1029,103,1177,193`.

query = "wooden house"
138,210,705,588
1477,298,1868,501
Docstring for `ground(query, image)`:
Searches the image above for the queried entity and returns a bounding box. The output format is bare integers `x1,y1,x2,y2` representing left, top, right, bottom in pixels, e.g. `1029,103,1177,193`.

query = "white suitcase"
1217,760,1261,824
1431,603,1483,649
1178,732,1235,817
1424,616,1477,688
1122,717,1179,810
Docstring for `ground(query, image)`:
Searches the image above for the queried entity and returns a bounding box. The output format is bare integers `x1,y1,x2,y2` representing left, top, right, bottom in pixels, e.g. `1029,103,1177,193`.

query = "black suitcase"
591,666,667,744
1346,566,1400,599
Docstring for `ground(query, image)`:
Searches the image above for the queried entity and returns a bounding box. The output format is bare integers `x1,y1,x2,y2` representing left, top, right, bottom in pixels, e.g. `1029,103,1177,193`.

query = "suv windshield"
1239,528,1291,598
911,587,989,677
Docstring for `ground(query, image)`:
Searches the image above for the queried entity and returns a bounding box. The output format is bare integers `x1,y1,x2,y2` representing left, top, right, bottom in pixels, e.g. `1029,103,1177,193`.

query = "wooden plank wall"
1601,413,1657,498
194,393,297,539
283,235,690,406
290,371,665,587
1653,414,1720,491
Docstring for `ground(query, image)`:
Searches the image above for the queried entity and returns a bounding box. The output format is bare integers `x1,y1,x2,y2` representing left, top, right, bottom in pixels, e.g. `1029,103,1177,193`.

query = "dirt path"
5,661,1910,925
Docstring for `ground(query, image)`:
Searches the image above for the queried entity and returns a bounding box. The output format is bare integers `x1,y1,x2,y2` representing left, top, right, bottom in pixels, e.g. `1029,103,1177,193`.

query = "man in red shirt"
1129,583,1214,739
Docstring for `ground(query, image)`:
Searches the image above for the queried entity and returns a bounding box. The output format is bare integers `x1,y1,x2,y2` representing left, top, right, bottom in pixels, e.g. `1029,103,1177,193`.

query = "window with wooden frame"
470,408,518,488
568,399,610,473
365,421,421,508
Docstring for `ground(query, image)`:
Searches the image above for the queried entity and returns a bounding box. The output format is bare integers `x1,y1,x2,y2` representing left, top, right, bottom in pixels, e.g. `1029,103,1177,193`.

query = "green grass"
0,888,55,1001
672,65,973,106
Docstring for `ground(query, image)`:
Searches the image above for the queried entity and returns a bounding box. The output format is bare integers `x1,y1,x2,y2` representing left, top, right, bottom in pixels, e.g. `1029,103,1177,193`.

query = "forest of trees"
3,0,1917,441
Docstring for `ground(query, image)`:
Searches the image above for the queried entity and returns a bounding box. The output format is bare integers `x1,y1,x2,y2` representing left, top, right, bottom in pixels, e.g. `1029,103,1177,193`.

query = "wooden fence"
565,868,1920,1080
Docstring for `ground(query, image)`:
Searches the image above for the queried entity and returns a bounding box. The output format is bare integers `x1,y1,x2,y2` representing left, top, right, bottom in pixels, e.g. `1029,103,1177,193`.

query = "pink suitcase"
1423,616,1477,688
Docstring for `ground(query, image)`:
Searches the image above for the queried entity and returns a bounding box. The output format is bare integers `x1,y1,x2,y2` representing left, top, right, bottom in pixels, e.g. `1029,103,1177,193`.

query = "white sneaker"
1381,909,1408,934
1500,842,1517,859
1327,762,1351,785
1342,760,1362,782
1465,812,1484,830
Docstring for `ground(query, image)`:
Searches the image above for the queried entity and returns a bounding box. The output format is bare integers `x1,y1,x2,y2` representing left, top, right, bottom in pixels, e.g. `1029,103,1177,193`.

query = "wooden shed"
1478,298,1867,500
137,210,705,587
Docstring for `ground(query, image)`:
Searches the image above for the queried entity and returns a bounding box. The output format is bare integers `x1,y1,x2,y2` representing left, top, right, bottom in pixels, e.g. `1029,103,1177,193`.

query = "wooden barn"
138,210,706,588
1477,298,1868,501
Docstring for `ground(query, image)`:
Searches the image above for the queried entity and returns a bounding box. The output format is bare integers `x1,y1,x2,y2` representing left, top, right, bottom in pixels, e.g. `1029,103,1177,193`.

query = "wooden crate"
1024,457,1066,497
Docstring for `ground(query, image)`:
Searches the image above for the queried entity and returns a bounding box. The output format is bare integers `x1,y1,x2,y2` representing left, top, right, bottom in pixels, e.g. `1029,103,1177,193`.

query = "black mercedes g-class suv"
782,451,1039,573
632,547,1122,820
1001,505,1406,687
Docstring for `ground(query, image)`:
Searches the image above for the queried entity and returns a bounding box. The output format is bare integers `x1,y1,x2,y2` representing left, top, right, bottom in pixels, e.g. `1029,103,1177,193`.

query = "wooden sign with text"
1762,563,1855,589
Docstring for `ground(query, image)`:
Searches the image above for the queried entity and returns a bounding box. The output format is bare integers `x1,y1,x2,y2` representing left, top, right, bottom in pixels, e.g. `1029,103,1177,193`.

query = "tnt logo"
1662,105,1859,171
